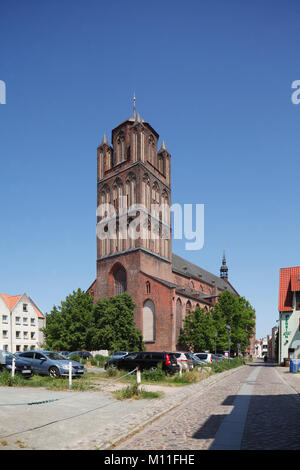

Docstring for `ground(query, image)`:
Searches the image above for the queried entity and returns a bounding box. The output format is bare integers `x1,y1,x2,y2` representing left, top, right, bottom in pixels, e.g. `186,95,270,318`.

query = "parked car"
212,354,226,362
58,351,71,357
104,351,179,374
194,352,213,364
172,352,193,371
110,351,129,360
0,350,33,378
67,351,92,360
16,350,85,378
186,353,206,366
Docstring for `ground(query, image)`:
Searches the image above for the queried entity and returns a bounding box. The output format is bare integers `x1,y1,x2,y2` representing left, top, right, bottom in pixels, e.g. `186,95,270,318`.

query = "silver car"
16,350,85,378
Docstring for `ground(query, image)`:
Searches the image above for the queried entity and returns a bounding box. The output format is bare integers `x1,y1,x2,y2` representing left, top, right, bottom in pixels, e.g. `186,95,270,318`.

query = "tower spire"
220,250,228,280
133,92,136,112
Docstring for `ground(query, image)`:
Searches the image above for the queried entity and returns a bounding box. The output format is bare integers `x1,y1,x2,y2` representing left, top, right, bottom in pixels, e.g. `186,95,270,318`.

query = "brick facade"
89,107,239,351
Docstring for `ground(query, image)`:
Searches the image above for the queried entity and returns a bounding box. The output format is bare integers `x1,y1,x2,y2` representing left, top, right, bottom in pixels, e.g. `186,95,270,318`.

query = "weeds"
114,384,162,400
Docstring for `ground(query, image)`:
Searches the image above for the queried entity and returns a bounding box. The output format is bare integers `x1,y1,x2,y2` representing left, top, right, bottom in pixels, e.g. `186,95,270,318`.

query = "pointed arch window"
114,265,127,295
143,299,155,342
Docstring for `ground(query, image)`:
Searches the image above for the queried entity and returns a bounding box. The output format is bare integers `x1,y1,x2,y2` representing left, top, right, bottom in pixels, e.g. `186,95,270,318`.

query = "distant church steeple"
220,250,228,280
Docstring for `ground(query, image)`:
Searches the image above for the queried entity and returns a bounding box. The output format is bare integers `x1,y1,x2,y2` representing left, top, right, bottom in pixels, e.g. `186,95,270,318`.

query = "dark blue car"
16,350,85,378
0,350,33,378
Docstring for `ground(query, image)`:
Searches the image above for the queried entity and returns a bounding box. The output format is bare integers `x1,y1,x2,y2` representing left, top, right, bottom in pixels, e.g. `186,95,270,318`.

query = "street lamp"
214,332,218,355
226,325,231,361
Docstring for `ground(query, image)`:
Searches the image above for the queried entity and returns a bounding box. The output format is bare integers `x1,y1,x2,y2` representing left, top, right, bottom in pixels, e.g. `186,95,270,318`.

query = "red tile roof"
278,267,300,312
0,294,44,319
0,294,22,311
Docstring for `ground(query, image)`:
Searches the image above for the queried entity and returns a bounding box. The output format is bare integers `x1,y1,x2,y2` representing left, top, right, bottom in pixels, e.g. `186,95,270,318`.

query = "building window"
23,317,28,325
23,304,28,312
2,330,8,339
31,318,35,326
143,300,155,342
23,331,28,339
31,332,35,339
113,265,127,295
2,315,8,323
146,281,151,294
16,331,21,339
15,317,21,324
176,298,182,342
16,345,21,352
186,301,192,315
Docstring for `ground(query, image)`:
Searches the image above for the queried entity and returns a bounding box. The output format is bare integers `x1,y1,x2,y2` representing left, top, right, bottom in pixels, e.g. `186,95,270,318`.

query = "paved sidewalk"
241,364,300,450
116,362,300,450
0,366,243,450
68,366,244,450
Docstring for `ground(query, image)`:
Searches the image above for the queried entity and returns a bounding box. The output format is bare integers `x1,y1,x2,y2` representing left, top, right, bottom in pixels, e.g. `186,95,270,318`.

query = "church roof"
172,253,238,295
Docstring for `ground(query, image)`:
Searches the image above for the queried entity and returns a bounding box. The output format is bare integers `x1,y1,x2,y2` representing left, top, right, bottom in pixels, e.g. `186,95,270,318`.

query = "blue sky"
0,0,299,338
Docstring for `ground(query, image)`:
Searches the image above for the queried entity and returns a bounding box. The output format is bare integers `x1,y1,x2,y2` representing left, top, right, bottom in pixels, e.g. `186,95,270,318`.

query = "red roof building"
278,267,300,364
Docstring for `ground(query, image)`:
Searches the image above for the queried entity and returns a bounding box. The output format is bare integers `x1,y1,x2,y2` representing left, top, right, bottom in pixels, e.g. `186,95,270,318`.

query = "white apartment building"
262,337,268,357
0,293,46,353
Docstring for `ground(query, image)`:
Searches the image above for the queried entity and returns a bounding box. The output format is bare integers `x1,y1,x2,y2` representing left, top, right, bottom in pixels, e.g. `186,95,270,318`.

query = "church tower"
95,102,172,302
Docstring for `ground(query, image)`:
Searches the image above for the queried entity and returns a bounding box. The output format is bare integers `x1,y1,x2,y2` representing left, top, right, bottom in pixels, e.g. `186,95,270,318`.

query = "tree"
91,293,144,352
42,289,95,351
178,306,215,352
211,291,256,354
178,291,256,355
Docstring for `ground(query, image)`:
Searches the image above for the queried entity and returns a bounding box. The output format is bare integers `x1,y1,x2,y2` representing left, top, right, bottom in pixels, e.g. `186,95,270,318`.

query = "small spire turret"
220,250,228,280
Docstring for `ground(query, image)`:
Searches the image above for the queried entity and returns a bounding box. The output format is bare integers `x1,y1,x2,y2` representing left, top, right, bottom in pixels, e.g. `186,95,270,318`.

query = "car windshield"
45,352,66,360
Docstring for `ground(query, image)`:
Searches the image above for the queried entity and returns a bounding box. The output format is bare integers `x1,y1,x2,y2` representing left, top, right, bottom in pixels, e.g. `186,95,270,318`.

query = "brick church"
88,104,239,351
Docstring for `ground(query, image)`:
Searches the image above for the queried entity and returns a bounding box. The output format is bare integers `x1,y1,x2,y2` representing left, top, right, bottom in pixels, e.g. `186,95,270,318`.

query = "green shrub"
0,370,27,387
68,354,81,363
172,370,198,384
114,384,162,400
106,367,118,377
142,363,165,382
210,357,244,373
90,355,107,367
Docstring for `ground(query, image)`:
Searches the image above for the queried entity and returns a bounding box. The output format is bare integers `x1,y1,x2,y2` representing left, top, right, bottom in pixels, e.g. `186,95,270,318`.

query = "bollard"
12,358,15,378
68,361,72,389
136,367,141,388
179,364,182,376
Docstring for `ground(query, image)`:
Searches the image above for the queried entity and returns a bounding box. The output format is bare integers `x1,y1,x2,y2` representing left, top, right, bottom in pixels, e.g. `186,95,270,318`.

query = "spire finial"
101,133,108,146
133,92,136,112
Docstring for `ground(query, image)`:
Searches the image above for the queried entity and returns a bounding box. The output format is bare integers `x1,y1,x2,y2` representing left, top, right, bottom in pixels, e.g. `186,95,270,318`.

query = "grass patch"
89,355,108,368
210,357,245,373
113,384,163,400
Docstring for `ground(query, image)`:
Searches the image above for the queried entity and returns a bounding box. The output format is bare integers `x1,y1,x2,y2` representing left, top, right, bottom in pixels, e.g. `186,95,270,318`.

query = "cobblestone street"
116,361,300,451
1,361,300,450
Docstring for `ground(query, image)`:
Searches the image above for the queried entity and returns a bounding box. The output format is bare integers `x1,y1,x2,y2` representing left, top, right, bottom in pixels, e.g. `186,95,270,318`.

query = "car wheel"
150,366,158,371
48,366,60,378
